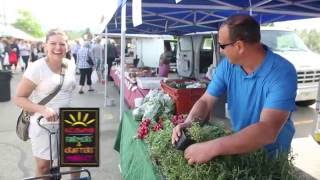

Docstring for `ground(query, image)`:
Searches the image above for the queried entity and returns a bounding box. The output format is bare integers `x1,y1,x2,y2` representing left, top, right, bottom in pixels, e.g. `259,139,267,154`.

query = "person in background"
19,40,31,70
13,29,81,179
71,40,80,64
83,28,93,42
9,38,20,71
2,39,11,70
114,43,120,59
106,39,117,81
100,44,106,84
36,42,45,59
172,14,297,164
65,49,72,60
0,38,4,70
77,41,95,94
92,38,103,82
65,41,72,60
158,41,173,77
30,43,38,62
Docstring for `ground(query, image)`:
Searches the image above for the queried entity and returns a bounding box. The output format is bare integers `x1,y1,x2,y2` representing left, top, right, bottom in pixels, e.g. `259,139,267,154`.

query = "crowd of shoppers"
0,37,49,72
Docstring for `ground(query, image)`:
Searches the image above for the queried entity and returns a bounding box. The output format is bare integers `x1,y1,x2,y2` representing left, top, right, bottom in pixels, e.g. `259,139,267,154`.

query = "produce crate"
161,79,206,114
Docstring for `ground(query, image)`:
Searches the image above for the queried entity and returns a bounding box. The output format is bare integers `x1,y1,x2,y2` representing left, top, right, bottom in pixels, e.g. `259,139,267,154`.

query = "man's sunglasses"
218,41,236,49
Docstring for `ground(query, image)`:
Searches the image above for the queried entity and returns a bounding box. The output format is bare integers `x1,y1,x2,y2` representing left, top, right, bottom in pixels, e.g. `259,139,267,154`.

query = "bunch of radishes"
137,117,166,139
137,119,151,139
152,120,163,132
171,114,186,126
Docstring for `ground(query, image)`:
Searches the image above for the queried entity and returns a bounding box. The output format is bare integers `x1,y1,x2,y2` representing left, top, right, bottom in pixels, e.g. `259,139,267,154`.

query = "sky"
0,0,118,33
274,18,320,31
0,0,319,34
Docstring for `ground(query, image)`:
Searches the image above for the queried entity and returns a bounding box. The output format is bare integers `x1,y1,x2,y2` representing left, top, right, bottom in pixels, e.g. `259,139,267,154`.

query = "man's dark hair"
221,14,260,43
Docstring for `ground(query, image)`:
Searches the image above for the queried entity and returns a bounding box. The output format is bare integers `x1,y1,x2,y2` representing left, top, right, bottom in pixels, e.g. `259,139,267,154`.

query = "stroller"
24,116,91,180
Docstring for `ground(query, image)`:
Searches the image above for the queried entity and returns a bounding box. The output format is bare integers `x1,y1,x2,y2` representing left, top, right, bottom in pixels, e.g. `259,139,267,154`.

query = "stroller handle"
37,116,59,134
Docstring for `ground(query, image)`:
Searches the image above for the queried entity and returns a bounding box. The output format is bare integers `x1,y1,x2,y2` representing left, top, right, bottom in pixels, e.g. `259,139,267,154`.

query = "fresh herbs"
143,120,298,180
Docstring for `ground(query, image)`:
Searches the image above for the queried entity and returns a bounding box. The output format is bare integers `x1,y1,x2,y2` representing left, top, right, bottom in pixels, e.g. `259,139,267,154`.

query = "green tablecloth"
114,111,160,180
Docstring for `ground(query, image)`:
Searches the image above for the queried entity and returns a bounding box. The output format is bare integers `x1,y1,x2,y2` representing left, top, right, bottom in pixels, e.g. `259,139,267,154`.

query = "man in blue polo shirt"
171,14,297,165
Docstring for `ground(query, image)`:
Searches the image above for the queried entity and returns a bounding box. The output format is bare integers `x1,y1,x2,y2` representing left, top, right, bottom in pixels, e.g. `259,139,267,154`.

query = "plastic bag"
91,70,99,84
205,64,215,80
132,107,144,121
3,52,10,65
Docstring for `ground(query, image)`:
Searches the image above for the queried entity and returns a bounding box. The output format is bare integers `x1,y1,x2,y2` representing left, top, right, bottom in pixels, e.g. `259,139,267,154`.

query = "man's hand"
184,141,217,165
171,121,191,144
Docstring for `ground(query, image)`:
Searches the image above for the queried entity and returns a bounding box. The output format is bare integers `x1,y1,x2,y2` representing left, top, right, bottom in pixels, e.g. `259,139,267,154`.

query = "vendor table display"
114,111,160,180
110,65,152,108
114,110,298,180
160,79,206,114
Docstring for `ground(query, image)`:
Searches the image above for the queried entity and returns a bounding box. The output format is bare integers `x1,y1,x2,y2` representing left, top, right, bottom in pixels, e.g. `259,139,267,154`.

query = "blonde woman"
14,29,80,179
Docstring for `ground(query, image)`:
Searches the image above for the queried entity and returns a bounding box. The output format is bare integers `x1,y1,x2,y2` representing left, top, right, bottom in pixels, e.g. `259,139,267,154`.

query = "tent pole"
104,27,108,107
120,2,126,121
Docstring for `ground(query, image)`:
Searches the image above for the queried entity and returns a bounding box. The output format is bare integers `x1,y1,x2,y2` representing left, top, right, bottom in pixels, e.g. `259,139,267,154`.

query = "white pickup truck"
261,28,320,106
176,29,320,106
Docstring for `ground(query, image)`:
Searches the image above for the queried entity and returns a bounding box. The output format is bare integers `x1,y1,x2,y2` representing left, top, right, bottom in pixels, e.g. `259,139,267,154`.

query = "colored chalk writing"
60,108,99,167
64,147,95,153
65,154,95,162
64,128,95,133
65,136,93,143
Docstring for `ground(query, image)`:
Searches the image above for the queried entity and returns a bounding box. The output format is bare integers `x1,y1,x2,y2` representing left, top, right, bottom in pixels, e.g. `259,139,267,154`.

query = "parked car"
261,28,320,106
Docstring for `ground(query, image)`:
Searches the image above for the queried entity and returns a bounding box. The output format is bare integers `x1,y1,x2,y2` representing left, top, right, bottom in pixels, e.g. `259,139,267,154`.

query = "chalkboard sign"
60,108,99,167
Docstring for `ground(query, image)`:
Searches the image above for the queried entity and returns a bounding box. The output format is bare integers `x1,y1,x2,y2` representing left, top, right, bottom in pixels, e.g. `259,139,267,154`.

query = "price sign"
60,108,99,167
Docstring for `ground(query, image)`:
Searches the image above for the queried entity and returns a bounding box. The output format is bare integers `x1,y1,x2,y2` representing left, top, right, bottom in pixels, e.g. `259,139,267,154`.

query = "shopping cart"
24,116,91,180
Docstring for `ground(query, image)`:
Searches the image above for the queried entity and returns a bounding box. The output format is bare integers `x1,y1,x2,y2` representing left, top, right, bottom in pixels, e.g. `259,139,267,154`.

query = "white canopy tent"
0,24,37,41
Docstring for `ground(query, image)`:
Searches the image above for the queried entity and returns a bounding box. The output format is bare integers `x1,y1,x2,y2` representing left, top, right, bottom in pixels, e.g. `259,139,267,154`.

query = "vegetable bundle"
132,90,174,122
143,119,298,180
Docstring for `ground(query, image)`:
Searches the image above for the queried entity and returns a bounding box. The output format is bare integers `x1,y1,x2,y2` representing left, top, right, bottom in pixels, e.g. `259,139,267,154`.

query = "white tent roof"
0,24,37,41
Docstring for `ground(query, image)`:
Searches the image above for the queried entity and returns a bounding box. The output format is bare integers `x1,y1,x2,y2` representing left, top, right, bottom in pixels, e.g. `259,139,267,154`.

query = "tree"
12,9,44,38
65,30,86,40
297,29,320,54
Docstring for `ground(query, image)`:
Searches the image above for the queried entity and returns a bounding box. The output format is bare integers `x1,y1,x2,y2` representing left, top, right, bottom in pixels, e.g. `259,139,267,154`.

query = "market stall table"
110,66,150,109
114,111,160,180
114,112,308,180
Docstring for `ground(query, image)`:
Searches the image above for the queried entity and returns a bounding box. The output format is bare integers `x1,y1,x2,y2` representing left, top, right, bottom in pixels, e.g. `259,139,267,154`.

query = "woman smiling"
13,29,80,179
